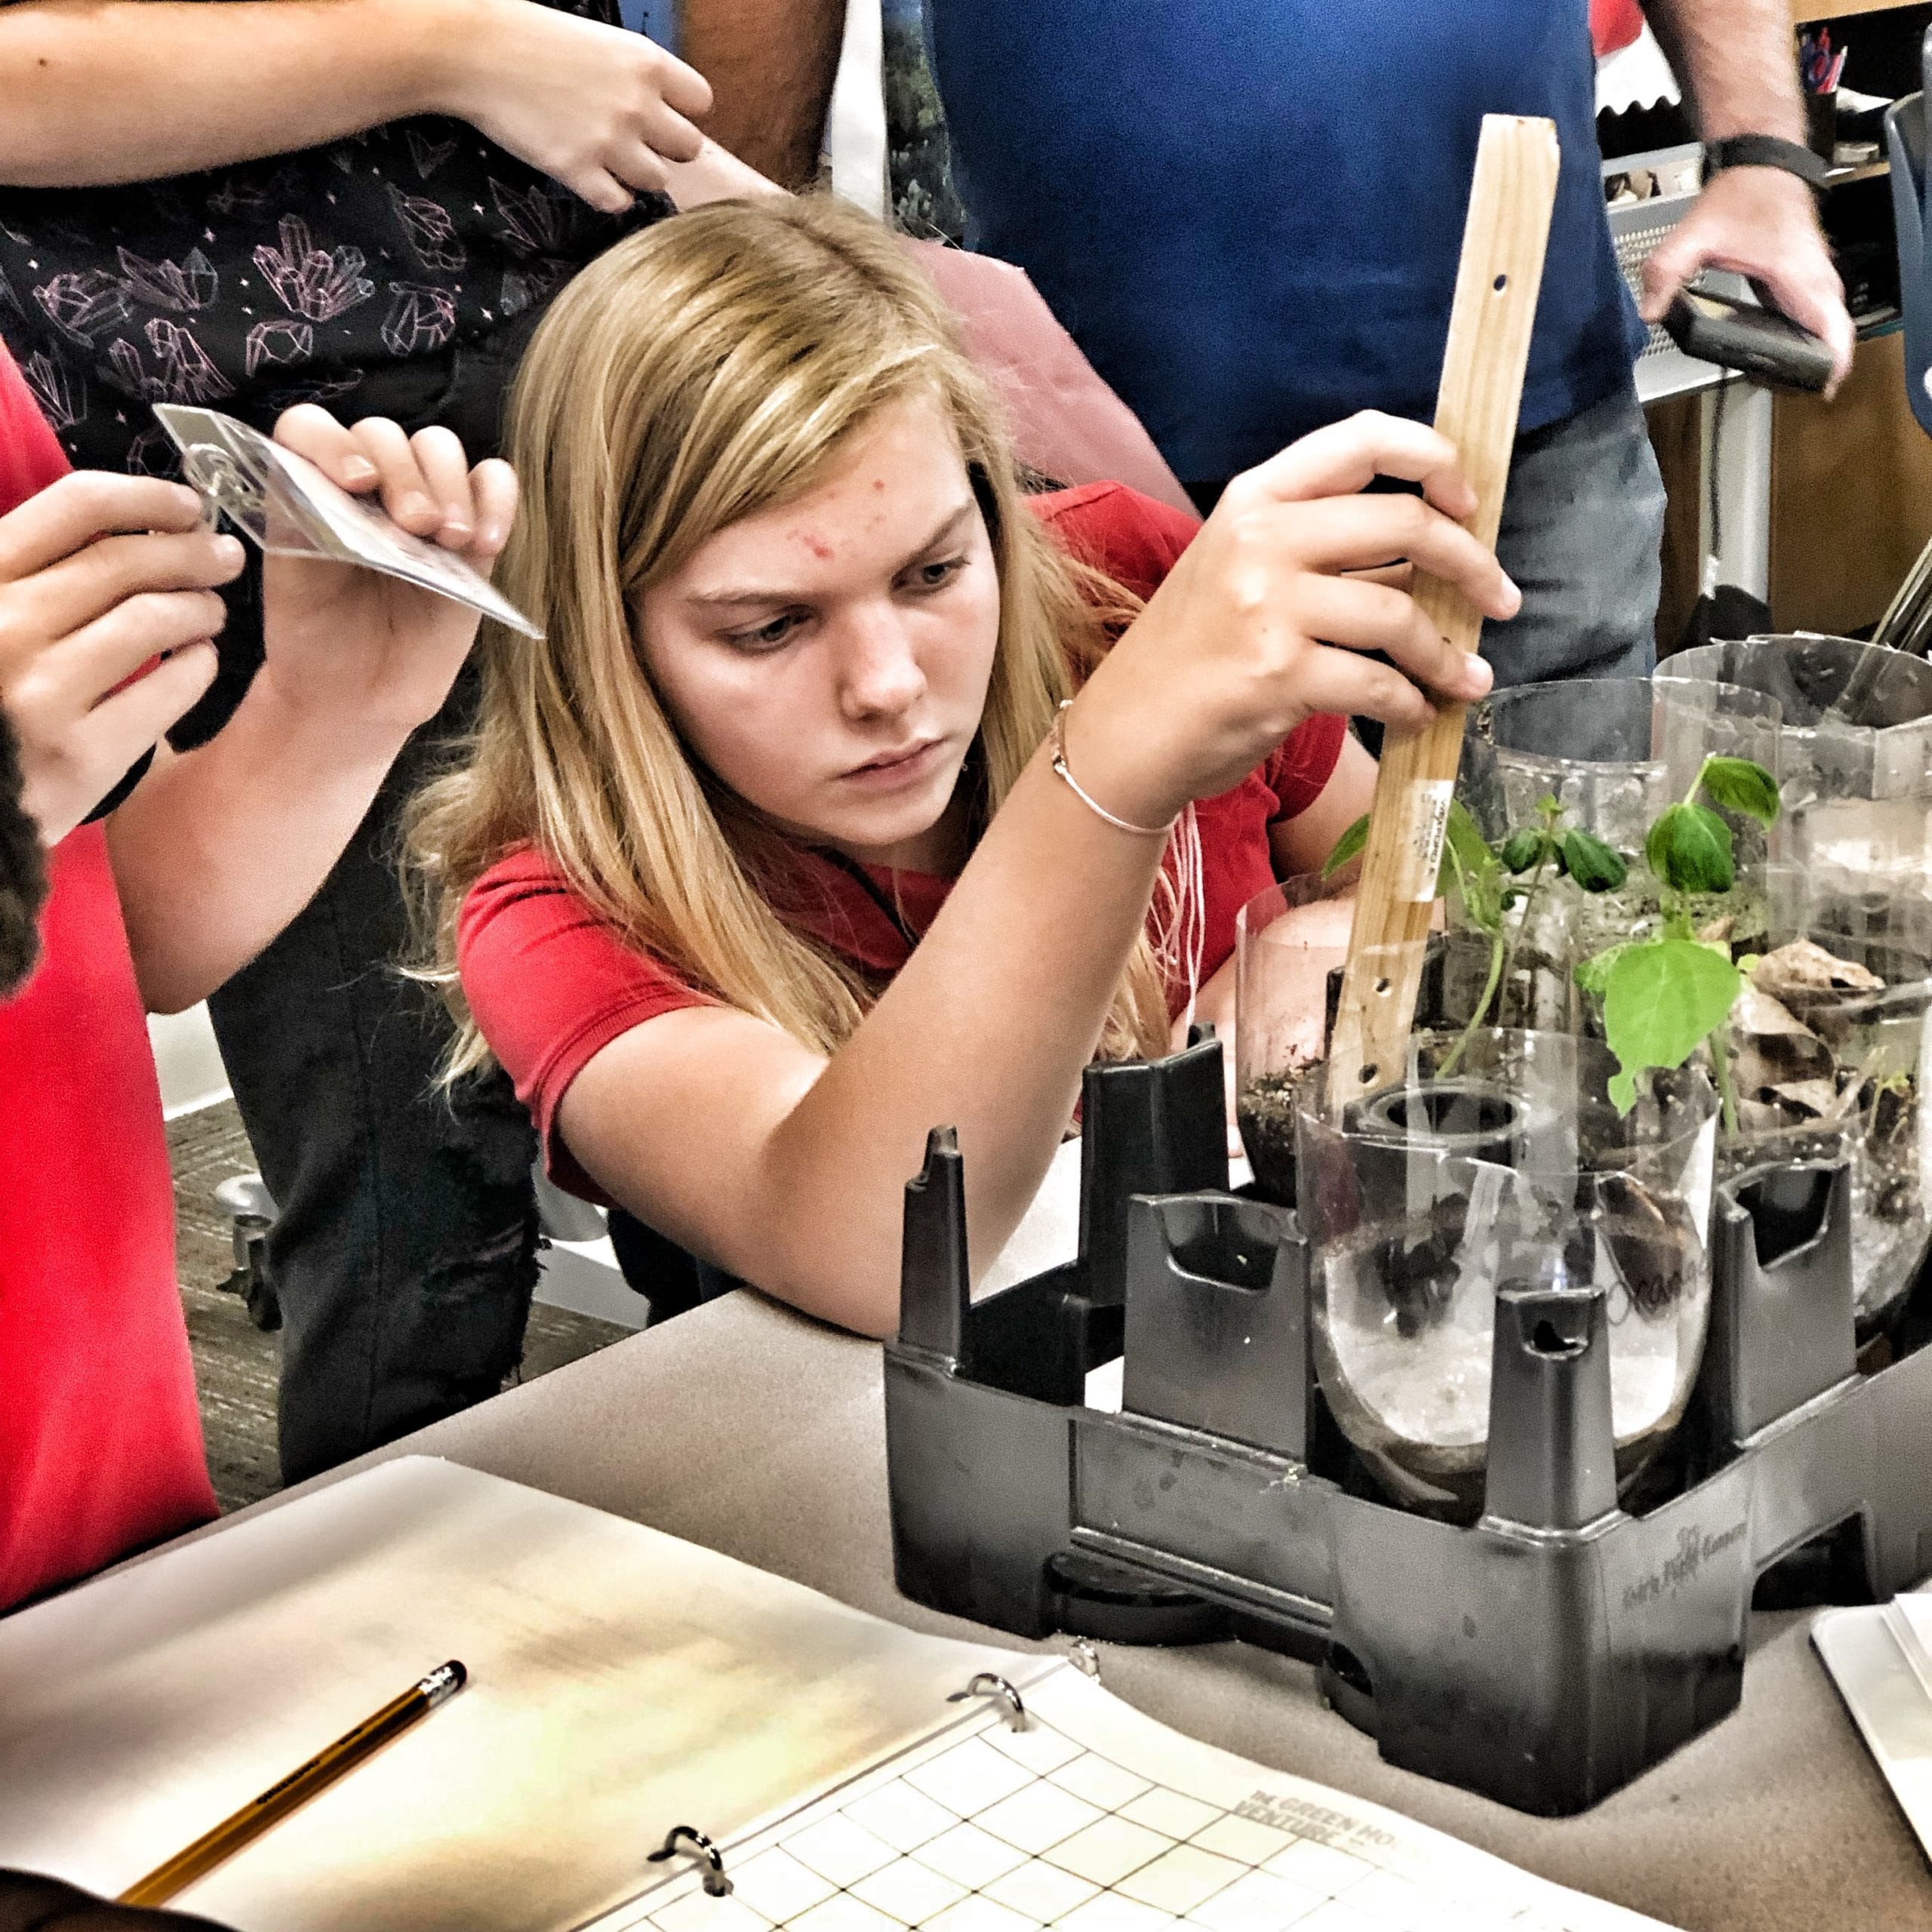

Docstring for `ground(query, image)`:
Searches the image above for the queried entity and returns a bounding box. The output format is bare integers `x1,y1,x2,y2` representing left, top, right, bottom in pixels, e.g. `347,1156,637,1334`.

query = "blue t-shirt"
928,0,1645,480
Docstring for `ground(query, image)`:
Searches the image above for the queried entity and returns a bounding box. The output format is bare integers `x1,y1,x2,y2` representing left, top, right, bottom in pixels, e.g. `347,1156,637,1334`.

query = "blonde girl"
409,196,1513,1336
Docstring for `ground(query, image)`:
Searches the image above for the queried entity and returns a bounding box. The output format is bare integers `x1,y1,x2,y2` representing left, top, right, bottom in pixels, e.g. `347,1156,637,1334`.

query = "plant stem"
1439,931,1505,1080
1497,841,1555,1027
1709,1023,1739,1134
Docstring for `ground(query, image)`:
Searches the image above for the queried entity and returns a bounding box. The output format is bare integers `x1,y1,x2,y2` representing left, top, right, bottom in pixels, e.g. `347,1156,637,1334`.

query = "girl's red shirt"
0,348,217,1613
458,481,1347,1202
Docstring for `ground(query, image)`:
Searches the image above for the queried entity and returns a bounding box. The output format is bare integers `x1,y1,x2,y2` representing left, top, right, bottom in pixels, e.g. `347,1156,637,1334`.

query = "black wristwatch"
1703,134,1829,192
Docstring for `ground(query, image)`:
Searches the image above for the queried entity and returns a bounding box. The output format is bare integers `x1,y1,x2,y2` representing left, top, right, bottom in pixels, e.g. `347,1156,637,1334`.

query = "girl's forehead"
672,397,977,592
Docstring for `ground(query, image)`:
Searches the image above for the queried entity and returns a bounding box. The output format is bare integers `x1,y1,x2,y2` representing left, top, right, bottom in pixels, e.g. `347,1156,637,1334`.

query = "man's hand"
0,474,242,847
258,408,519,746
1640,167,1855,395
436,0,712,212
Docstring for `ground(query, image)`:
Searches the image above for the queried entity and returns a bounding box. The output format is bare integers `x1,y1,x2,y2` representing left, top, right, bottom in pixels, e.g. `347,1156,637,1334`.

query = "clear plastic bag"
154,405,541,638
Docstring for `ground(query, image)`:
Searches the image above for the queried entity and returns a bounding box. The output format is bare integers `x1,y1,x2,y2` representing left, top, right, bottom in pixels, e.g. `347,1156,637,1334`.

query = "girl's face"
635,394,1003,874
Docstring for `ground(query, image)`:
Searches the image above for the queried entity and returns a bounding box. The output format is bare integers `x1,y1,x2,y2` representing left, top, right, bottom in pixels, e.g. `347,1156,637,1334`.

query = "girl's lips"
840,738,945,789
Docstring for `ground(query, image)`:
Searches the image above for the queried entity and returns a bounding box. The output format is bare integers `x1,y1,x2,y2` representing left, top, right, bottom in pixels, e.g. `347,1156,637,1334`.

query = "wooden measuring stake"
1324,115,1562,1114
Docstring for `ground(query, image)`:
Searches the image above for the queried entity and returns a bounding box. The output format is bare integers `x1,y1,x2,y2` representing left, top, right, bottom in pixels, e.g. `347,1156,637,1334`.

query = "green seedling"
1575,755,1781,1121
1324,792,1628,1080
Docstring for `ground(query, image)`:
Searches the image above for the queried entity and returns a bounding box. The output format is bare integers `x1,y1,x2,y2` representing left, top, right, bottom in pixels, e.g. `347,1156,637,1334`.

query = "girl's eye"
909,556,966,592
725,611,803,653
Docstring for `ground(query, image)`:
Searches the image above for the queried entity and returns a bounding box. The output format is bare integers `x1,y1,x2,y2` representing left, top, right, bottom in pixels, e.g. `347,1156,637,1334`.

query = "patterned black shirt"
0,0,663,472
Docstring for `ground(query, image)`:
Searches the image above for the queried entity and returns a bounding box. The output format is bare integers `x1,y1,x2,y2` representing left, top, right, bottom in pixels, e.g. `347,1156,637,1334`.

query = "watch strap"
1704,134,1829,190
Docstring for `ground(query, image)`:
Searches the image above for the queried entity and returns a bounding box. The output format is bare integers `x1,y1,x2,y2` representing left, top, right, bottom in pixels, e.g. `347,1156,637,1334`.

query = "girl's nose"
834,608,927,721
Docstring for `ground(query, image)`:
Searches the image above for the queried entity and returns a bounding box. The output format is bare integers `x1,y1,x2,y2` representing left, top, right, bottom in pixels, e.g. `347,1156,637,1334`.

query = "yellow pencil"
117,1660,467,1908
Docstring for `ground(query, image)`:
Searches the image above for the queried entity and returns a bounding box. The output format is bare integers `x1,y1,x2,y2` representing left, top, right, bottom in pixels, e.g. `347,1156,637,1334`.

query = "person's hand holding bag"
99,408,519,1015
251,407,521,752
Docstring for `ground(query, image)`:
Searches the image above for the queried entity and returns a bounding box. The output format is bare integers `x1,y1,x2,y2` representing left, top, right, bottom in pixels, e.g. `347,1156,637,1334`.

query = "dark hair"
0,714,48,1000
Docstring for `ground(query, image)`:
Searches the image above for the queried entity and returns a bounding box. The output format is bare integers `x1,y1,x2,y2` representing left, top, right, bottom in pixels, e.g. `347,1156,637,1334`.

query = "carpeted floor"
167,1101,629,1514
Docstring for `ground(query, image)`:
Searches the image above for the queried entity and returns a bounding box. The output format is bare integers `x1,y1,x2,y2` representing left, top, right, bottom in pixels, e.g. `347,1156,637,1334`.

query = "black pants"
198,321,544,1484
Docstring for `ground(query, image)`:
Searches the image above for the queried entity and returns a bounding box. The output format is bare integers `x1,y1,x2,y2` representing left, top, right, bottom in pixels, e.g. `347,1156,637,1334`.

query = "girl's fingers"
466,460,520,558
26,528,244,643
406,426,479,547
571,164,636,215
1292,574,1494,703
1235,413,1477,519
340,417,443,536
1269,497,1519,620
45,588,229,712
1291,645,1441,739
638,102,707,165
651,46,715,121
272,404,382,492
0,472,206,583
71,641,220,780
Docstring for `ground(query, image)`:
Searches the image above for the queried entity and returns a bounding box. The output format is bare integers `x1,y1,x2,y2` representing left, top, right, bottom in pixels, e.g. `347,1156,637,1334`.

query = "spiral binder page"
589,1670,1676,1932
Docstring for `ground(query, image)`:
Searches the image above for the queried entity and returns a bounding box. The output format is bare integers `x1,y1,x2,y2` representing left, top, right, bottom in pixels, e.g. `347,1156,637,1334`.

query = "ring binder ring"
180,443,264,530
648,1826,732,1897
946,1672,1030,1730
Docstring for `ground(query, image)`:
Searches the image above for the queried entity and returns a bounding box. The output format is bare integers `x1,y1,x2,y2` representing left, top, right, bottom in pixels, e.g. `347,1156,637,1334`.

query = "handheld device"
1661,285,1836,392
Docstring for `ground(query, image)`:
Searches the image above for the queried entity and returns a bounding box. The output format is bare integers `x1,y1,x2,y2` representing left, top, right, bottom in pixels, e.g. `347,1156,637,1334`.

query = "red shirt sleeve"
1263,711,1349,819
0,348,72,503
457,848,712,1202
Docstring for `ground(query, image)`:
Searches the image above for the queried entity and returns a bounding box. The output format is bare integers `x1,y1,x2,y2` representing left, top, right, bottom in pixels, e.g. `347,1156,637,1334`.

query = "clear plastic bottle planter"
1663,636,1932,1330
1669,635,1932,956
1234,874,1356,1205
1294,1029,1718,1515
1668,634,1932,804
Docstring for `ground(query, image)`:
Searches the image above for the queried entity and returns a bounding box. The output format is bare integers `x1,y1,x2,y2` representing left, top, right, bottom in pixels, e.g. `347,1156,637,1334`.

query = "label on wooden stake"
1399,780,1454,903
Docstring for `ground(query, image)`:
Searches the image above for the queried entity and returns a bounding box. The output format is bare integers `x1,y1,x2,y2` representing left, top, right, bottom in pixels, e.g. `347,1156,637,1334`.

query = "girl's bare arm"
0,0,709,207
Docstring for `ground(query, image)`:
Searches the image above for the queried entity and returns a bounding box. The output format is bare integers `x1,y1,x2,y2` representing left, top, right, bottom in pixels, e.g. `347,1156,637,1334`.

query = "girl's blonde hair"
407,195,1177,1077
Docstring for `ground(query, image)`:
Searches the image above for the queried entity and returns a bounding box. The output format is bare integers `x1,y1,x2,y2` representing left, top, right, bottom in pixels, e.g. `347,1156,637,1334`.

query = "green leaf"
1323,814,1369,878
1645,802,1734,896
1499,829,1546,874
1573,943,1630,999
1698,756,1781,826
1601,938,1742,1115
1441,799,1494,892
1560,828,1628,894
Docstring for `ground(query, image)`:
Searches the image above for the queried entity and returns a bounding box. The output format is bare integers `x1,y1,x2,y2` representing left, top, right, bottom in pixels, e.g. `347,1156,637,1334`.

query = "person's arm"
1640,0,1855,389
107,414,515,1013
0,0,710,210
555,416,1515,1336
678,0,844,190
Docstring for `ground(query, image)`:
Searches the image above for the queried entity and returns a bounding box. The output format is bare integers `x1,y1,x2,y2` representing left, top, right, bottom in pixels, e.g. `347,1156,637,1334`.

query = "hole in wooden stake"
1374,977,1391,996
1493,272,1508,292
1358,1064,1380,1086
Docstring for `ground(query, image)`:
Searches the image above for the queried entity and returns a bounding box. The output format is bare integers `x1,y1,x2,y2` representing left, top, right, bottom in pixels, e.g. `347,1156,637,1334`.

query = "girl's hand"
259,408,519,743
437,0,713,213
1066,411,1520,829
0,473,241,846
